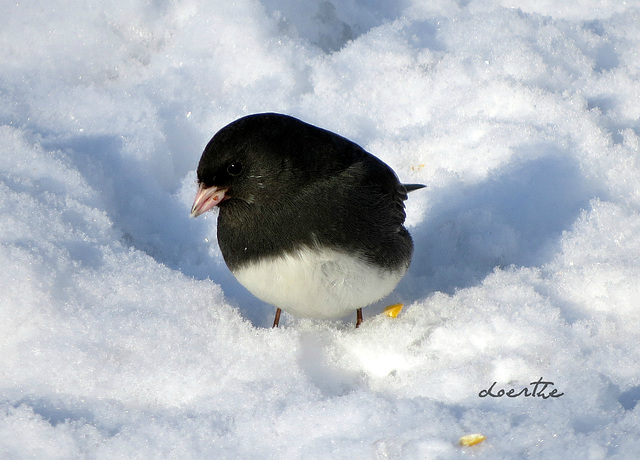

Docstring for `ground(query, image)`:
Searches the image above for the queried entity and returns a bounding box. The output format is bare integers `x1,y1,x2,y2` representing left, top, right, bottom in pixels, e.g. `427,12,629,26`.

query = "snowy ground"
2,0,640,458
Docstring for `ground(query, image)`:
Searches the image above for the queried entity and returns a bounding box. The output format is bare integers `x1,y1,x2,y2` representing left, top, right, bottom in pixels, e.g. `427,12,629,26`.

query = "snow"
2,0,640,458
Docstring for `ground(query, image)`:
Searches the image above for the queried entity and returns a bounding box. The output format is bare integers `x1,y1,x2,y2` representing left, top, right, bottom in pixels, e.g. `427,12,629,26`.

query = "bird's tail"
403,183,426,193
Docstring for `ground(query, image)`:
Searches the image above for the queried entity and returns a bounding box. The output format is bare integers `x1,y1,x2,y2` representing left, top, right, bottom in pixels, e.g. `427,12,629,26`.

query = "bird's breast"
232,245,407,319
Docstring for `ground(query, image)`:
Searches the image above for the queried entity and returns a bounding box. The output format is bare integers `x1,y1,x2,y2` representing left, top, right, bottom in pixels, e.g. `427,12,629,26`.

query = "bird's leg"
355,308,363,328
272,308,282,328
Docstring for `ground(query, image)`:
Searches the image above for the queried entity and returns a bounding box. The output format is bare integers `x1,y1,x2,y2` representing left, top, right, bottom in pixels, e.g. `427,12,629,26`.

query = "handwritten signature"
479,377,564,399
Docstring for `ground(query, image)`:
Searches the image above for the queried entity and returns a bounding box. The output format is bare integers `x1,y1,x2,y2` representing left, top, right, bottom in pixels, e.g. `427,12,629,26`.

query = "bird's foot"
272,308,282,328
355,308,363,328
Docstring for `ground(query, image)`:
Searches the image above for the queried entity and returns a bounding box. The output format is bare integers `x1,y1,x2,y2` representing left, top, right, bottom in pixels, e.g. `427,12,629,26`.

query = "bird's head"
190,114,302,218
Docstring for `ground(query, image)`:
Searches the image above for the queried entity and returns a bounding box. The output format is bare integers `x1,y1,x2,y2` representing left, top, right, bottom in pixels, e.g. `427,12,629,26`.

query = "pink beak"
190,183,227,217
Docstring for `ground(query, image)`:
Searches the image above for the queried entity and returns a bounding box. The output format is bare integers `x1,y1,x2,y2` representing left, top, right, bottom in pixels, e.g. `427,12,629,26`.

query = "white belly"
233,246,406,319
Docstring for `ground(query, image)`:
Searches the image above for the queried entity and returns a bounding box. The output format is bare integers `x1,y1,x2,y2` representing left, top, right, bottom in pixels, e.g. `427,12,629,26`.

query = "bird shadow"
400,145,602,301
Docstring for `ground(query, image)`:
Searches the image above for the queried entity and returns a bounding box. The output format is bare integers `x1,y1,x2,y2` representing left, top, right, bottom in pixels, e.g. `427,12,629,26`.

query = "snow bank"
2,0,640,458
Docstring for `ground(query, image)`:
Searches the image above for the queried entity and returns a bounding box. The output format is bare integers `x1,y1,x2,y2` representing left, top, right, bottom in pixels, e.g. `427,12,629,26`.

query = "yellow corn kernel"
383,303,403,318
459,433,486,447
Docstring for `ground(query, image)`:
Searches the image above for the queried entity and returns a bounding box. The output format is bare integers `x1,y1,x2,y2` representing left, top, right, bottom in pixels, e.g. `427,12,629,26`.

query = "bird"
190,113,424,328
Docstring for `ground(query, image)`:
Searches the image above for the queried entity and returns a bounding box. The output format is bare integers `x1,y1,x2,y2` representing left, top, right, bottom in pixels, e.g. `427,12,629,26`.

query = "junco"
191,113,424,328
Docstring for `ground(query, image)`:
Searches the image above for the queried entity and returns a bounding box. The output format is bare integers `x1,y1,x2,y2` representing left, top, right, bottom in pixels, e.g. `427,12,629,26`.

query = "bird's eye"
227,162,243,176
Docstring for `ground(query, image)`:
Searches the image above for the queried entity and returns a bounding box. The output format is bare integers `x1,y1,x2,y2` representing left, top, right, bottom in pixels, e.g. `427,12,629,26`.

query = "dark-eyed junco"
191,113,424,328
